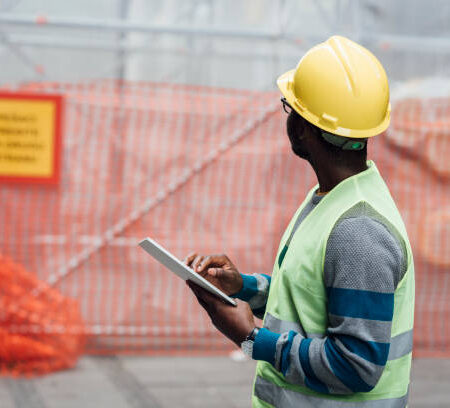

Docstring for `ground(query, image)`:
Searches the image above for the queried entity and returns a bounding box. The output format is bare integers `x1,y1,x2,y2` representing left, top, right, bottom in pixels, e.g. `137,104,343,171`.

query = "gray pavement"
0,356,448,408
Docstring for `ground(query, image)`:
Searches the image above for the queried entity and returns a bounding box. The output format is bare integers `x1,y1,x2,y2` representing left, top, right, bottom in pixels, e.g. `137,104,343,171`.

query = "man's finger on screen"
183,252,197,266
197,254,227,272
192,255,205,272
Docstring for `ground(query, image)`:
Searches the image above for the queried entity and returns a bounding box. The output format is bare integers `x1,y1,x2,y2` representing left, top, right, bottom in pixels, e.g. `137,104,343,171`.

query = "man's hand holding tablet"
138,238,256,346
183,253,244,296
183,251,256,347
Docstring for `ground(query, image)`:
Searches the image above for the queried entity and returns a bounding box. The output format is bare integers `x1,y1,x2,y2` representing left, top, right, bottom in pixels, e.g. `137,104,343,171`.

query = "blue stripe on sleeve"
299,339,329,394
280,331,296,376
253,328,280,366
327,287,394,321
338,334,390,366
324,338,373,392
231,274,259,301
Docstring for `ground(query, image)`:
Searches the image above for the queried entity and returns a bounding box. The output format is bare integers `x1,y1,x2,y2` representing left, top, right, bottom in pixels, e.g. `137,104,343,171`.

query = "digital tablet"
138,238,237,307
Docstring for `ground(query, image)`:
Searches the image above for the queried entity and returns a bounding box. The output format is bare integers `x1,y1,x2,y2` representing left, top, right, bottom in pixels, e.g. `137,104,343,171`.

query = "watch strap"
246,327,260,342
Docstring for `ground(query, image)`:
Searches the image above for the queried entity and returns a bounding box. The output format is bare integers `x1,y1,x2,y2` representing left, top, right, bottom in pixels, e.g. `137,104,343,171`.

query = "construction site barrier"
0,81,448,363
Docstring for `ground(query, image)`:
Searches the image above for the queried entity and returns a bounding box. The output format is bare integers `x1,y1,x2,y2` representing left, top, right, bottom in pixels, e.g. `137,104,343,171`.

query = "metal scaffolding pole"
117,0,131,82
4,32,450,54
0,13,282,40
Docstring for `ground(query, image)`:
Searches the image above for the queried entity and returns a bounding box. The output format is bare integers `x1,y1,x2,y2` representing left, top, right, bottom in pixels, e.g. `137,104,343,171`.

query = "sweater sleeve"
252,215,407,394
232,273,271,319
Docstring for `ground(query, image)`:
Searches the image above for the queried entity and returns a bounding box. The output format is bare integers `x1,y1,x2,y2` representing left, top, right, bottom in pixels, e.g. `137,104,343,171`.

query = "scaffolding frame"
0,0,449,85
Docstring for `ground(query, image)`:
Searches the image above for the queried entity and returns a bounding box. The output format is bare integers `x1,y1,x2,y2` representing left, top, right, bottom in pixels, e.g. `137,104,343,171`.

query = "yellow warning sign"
0,93,62,184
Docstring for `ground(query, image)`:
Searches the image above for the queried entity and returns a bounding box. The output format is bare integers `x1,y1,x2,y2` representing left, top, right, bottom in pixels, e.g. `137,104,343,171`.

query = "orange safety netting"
0,255,85,376
0,80,448,359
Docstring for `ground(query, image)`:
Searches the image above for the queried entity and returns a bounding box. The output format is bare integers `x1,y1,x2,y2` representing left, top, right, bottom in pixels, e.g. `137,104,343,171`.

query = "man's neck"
311,159,368,193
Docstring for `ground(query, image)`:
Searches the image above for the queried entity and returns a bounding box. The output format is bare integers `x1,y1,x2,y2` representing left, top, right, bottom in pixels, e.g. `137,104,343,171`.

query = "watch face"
241,340,253,357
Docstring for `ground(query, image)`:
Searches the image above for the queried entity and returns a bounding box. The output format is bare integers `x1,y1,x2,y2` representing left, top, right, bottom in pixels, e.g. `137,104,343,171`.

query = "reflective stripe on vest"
263,313,413,360
255,376,409,408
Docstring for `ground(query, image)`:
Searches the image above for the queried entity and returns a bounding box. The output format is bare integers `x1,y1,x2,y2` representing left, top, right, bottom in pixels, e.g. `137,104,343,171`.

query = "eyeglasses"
281,97,293,114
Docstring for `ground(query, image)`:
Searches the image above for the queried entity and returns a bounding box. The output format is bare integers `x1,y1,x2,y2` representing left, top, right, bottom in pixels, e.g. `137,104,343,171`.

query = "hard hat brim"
276,70,391,139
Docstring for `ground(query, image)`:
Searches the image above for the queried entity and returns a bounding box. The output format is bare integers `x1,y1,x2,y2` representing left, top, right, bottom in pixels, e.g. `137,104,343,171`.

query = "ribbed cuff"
252,328,280,366
231,274,259,301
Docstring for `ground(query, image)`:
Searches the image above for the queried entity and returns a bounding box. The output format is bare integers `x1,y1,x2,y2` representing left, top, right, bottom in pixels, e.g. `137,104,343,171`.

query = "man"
185,36,414,407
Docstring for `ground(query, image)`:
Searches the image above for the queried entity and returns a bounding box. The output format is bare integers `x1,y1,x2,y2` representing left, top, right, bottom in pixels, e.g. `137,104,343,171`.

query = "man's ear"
290,112,307,141
302,121,320,144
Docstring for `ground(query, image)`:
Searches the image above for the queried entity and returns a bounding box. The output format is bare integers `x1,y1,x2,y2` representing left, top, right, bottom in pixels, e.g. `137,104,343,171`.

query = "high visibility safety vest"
252,161,415,408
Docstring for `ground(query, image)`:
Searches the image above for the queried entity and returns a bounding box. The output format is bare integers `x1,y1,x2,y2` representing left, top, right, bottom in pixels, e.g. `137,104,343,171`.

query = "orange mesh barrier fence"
0,81,448,358
0,255,85,376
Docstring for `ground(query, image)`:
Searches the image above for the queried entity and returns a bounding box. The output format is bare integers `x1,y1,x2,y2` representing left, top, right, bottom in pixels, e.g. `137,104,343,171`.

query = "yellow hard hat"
277,35,390,138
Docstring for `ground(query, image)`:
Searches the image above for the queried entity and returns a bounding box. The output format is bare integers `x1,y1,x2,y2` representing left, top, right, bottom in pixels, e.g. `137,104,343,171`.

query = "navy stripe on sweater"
327,287,394,322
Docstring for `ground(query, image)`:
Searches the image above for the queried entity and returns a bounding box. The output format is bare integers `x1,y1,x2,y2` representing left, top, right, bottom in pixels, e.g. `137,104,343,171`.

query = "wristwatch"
241,327,260,358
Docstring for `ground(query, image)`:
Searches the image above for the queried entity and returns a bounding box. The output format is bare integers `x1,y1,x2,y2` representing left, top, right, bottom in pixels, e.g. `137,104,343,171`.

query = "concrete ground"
0,356,448,408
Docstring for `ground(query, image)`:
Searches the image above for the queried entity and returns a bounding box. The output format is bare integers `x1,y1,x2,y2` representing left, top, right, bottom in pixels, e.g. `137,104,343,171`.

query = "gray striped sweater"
232,193,407,394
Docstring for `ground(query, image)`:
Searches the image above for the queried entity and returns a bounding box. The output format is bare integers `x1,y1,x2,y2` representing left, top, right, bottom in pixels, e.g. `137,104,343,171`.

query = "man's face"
286,110,310,160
